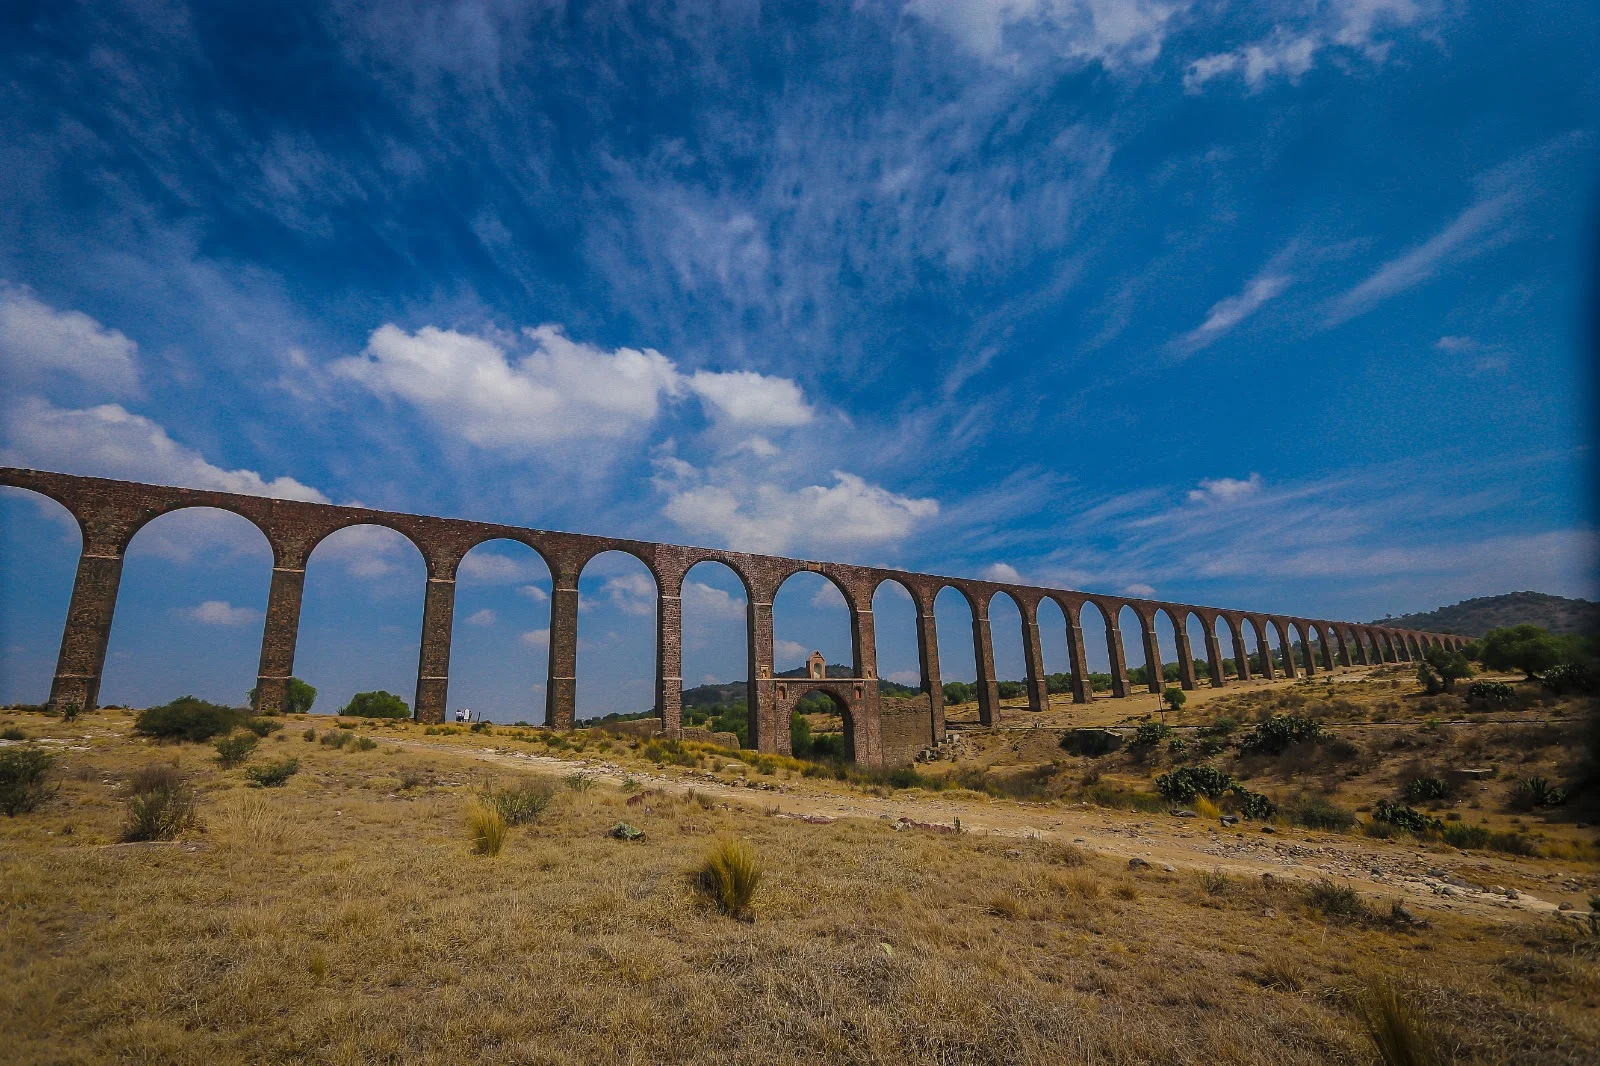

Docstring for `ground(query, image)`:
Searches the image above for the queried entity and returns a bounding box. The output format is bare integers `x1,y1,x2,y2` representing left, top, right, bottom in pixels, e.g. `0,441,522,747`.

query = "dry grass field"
3,669,1598,1065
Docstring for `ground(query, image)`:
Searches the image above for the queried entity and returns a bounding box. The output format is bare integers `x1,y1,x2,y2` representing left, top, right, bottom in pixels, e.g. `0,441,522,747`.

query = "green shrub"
1155,764,1234,803
245,758,300,788
1404,776,1450,803
122,766,198,841
1372,800,1440,833
340,690,409,719
1486,831,1539,856
483,780,555,825
1,726,26,741
1229,787,1276,820
302,728,316,742
1238,715,1326,755
1131,721,1172,747
696,837,762,919
1464,680,1514,709
247,676,317,715
1510,775,1566,810
320,730,354,749
213,731,258,769
0,746,57,816
1439,822,1490,848
887,767,925,789
565,772,594,792
241,717,283,738
133,697,245,742
352,736,378,751
1285,793,1355,831
1542,661,1598,696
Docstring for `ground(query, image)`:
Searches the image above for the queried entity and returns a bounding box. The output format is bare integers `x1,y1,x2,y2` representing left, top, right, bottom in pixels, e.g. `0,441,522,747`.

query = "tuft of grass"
1354,979,1444,1066
564,772,595,792
320,730,354,750
1197,868,1232,896
245,758,300,788
1,726,25,741
468,800,508,856
214,792,289,846
122,766,199,841
352,736,378,751
1194,795,1222,820
1305,878,1368,921
213,731,258,769
0,746,58,815
482,780,555,826
695,837,763,919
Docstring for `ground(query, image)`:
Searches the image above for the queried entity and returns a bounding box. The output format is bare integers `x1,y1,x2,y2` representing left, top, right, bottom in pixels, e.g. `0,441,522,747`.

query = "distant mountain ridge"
1370,592,1599,637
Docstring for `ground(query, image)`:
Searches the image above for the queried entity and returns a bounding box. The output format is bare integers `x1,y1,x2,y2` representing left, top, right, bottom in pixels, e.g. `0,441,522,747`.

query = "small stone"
1558,902,1574,911
1162,863,1176,873
1260,825,1275,834
1506,888,1519,900
1173,809,1197,819
1128,857,1150,870
1004,848,1023,859
1263,907,1277,918
1220,815,1239,827
608,822,645,841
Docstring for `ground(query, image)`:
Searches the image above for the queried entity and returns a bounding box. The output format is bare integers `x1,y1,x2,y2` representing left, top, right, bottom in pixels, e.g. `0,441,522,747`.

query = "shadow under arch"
0,486,84,705
298,523,428,716
100,505,274,709
574,549,659,723
447,537,553,723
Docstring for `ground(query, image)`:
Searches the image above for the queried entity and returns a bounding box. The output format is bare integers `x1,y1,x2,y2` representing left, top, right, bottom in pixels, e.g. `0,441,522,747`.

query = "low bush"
321,730,354,750
122,765,198,841
341,690,409,719
1509,775,1566,810
696,837,763,919
133,697,246,742
564,773,594,792
213,731,258,769
1439,821,1491,849
1542,661,1599,696
242,717,284,737
1304,878,1367,921
0,746,57,815
1131,721,1171,747
483,780,555,825
352,736,378,751
1284,793,1355,832
1404,776,1450,803
1464,680,1515,709
1229,787,1276,820
1155,764,1234,803
467,800,508,856
1372,800,1440,834
0,727,25,741
1487,831,1539,856
1237,715,1326,756
245,758,300,788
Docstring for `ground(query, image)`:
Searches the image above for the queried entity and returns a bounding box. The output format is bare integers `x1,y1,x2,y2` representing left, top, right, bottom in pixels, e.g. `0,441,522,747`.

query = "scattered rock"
1220,815,1239,827
1260,826,1275,834
1558,902,1574,911
608,822,645,841
1128,857,1150,870
1172,809,1197,819
1162,863,1176,873
1004,848,1023,859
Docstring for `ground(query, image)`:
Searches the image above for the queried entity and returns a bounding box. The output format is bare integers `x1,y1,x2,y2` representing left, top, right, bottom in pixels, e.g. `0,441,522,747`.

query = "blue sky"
1,1,1595,719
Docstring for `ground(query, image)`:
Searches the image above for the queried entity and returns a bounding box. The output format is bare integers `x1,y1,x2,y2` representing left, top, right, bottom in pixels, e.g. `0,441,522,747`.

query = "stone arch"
298,522,429,717
1119,603,1161,694
1152,605,1186,689
1072,597,1120,699
871,576,927,698
986,588,1031,711
446,537,554,723
1,486,86,706
574,549,660,723
932,583,984,722
771,680,874,764
1032,595,1070,708
1288,620,1316,675
772,568,854,675
1242,616,1273,679
1268,619,1296,678
99,506,276,709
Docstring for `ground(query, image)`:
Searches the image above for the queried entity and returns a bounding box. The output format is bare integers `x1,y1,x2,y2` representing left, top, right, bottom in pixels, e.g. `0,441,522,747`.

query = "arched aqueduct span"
3,468,1466,768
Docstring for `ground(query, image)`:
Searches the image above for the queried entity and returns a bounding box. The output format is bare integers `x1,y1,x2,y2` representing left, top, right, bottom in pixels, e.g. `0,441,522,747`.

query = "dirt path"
393,735,1592,922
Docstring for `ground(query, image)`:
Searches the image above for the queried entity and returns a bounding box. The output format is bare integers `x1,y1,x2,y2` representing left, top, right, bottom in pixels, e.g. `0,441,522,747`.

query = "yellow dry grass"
0,705,1597,1065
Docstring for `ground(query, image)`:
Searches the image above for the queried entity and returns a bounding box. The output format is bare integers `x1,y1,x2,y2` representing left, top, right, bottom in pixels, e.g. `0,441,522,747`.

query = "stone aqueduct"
4,468,1468,768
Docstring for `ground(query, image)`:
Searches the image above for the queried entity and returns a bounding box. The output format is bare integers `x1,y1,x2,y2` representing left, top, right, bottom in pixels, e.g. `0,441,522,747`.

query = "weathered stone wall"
879,694,934,767
0,466,1467,770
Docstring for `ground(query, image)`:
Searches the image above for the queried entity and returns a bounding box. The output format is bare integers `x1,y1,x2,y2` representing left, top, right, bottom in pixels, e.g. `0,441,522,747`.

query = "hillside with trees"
1370,592,1599,636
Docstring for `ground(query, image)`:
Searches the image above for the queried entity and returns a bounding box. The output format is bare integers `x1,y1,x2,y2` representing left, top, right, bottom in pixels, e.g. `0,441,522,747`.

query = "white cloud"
810,581,846,608
1433,335,1473,353
683,579,746,619
592,571,656,616
464,608,496,626
774,638,808,665
0,286,140,396
459,551,543,584
2,397,327,502
662,469,939,555
334,323,684,449
1185,1,1434,92
908,0,1183,72
1328,191,1515,324
740,436,780,458
982,562,1023,583
688,370,813,427
1187,473,1263,505
183,600,261,626
886,669,921,686
520,628,550,647
1122,583,1156,596
1434,335,1508,376
517,583,549,602
1171,270,1292,356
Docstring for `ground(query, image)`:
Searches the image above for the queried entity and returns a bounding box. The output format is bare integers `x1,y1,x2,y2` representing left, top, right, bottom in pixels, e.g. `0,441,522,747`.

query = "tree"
247,676,317,715
1481,625,1564,680
1423,646,1471,692
1162,686,1186,717
341,690,409,719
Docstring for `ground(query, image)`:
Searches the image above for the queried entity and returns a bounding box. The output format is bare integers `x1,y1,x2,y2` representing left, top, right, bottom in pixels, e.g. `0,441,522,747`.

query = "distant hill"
1370,592,1600,637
